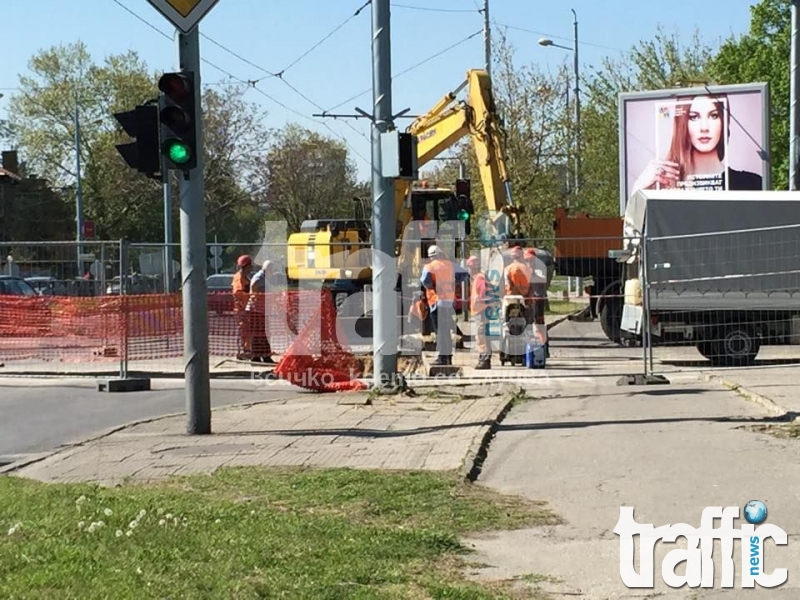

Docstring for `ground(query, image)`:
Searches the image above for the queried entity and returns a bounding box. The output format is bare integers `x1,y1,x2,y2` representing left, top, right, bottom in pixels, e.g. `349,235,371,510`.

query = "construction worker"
466,255,491,369
232,255,253,360
525,247,549,355
504,246,532,302
420,245,456,366
247,259,276,363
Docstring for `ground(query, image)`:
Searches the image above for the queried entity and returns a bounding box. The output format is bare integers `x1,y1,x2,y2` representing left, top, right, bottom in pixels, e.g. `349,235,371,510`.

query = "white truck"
616,189,800,366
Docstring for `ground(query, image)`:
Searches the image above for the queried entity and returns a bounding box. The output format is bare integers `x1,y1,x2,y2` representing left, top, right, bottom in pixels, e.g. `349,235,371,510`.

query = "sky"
0,0,758,182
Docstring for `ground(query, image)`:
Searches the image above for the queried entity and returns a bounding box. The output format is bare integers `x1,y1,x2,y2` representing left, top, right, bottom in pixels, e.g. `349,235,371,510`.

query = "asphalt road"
0,377,300,464
464,319,800,599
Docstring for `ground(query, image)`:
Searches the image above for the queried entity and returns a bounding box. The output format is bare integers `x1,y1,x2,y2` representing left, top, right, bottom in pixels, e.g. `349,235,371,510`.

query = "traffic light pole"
163,171,173,293
177,27,211,434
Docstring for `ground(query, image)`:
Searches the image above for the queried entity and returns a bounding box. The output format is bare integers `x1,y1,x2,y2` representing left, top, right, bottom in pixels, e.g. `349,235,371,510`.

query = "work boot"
432,356,448,366
474,358,491,370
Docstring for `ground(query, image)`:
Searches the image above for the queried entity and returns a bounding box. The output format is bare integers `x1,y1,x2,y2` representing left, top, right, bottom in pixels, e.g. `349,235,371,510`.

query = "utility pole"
572,8,580,196
74,103,84,276
483,0,491,77
371,0,398,388
791,0,799,190
177,27,211,434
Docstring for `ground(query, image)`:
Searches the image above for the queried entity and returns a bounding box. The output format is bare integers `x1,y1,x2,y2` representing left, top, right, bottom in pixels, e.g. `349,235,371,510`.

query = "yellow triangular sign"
146,0,220,33
166,0,200,18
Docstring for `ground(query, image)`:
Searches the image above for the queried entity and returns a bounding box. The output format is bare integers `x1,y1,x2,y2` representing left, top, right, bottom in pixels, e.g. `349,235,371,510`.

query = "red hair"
665,94,728,179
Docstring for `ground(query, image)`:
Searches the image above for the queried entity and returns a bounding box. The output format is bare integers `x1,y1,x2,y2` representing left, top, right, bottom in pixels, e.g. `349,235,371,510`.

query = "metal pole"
572,8,580,196
161,91,174,295
177,28,211,434
371,0,398,388
572,9,583,297
119,239,128,380
74,104,84,276
483,0,491,77
791,0,799,190
163,172,173,293
641,234,650,377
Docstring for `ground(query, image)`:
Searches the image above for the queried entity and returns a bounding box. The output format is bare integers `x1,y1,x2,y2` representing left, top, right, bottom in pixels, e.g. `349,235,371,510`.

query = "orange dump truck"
552,207,625,342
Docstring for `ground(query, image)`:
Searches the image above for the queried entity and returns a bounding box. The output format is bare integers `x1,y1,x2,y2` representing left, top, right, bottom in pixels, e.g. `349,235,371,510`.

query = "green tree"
197,83,272,243
253,124,360,233
580,27,715,215
709,0,790,189
7,44,273,242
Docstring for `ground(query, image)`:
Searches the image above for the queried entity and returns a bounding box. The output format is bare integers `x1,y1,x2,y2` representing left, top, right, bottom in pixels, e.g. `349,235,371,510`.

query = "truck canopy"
621,190,800,310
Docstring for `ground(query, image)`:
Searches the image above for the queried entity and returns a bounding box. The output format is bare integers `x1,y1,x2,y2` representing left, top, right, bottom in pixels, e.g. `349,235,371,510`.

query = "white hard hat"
427,245,442,258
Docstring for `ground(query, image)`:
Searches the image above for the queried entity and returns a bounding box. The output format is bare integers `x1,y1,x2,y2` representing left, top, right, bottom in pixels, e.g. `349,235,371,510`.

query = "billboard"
618,82,770,214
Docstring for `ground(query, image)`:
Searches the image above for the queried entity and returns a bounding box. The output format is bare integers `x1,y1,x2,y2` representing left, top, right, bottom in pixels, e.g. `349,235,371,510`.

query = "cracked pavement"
463,372,800,597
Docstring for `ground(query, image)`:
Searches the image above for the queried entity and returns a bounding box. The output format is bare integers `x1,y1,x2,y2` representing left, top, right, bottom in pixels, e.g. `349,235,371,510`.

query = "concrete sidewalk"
8,383,519,486
701,366,800,418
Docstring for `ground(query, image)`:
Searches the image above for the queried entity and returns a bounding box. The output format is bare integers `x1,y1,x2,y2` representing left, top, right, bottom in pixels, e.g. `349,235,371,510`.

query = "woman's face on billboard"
687,96,721,154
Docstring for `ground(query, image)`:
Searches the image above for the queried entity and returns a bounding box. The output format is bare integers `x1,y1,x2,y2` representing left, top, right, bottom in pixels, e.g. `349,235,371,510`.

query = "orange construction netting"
273,289,367,393
0,290,367,392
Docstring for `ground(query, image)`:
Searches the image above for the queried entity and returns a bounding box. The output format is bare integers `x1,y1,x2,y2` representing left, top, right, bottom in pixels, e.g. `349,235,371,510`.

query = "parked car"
25,276,69,296
0,276,37,296
207,273,234,313
0,276,51,337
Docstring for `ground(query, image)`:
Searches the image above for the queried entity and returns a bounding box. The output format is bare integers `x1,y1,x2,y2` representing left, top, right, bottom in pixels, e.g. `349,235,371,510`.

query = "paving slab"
11,385,516,486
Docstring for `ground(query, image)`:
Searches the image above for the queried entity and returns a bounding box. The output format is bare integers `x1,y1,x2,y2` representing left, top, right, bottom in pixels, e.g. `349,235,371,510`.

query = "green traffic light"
166,141,191,165
457,209,470,221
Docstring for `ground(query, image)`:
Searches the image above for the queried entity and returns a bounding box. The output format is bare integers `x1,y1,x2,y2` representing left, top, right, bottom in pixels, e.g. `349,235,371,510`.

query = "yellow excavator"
286,68,523,297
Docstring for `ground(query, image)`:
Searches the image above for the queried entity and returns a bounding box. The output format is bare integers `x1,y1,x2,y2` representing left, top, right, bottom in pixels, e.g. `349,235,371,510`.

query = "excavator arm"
394,69,523,240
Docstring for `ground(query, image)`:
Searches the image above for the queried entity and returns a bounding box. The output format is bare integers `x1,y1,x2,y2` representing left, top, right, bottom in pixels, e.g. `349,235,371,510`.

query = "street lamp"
538,8,580,197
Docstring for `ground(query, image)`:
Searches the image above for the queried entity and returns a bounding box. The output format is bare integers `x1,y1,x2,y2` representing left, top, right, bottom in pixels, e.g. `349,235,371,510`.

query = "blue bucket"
525,341,546,369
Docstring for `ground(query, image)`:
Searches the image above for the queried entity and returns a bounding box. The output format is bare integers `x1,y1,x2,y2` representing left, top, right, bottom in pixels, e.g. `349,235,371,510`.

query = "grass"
0,467,559,600
746,419,800,439
545,299,582,315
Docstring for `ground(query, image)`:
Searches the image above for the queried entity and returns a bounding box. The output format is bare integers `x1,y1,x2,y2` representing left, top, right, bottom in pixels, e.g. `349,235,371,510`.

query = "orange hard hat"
237,255,252,268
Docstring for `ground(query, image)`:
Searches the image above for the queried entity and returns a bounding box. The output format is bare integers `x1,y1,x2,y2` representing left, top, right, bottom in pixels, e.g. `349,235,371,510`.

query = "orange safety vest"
425,258,456,306
504,261,531,297
470,272,488,314
231,271,251,312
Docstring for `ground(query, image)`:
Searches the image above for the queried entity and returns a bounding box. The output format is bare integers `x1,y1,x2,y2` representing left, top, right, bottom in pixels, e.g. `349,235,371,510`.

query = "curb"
460,384,518,482
703,373,790,418
0,410,189,477
0,395,297,478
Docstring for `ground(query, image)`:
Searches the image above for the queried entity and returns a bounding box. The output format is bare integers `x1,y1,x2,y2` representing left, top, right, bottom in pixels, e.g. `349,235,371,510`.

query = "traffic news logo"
614,502,788,589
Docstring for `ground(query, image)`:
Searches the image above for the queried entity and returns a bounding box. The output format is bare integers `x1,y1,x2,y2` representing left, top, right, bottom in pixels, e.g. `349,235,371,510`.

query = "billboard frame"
617,82,771,215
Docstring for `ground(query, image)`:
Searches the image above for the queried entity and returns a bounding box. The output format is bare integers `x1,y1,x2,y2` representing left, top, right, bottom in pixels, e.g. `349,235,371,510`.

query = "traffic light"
158,71,197,172
113,104,160,177
455,179,473,234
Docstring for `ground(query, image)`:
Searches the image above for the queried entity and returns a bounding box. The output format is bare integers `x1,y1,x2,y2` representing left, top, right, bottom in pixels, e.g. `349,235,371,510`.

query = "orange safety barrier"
0,290,367,392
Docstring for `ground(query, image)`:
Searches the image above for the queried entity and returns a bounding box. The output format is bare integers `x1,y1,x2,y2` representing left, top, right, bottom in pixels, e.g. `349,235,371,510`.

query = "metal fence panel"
642,224,800,375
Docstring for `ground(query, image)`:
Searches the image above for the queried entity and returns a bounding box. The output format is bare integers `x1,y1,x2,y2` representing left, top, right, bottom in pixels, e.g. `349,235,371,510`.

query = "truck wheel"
600,298,622,344
700,326,759,367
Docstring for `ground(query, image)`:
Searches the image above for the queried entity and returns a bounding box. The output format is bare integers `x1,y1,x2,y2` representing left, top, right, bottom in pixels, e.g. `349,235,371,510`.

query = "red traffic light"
158,73,192,102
